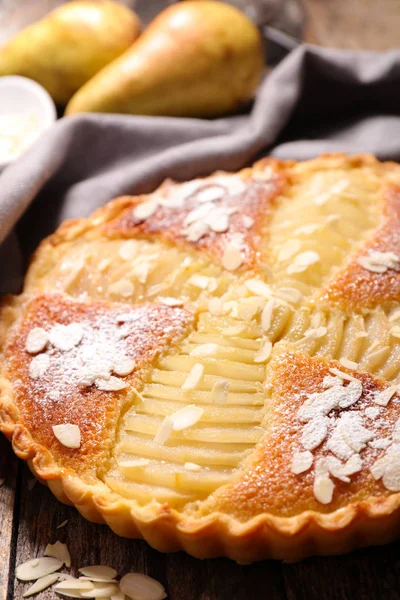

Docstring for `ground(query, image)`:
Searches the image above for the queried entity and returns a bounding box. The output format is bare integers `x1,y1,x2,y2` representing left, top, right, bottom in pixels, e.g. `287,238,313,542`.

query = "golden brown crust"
3,153,400,562
199,347,395,520
1,293,193,478
322,183,400,309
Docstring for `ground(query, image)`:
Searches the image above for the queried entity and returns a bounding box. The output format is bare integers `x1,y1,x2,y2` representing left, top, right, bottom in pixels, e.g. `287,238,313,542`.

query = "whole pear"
66,0,263,117
0,1,141,105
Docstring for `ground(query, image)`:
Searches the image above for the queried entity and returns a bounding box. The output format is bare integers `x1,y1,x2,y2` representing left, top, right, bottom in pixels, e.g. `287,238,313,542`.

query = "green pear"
66,0,263,117
0,1,141,105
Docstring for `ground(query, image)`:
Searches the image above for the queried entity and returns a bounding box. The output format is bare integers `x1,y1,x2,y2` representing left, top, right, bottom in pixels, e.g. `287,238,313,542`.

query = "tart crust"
2,153,400,562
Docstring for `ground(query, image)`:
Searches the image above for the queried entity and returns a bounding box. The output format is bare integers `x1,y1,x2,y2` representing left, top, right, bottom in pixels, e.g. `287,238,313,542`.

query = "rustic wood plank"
13,465,288,599
0,435,18,600
283,542,400,600
302,0,400,51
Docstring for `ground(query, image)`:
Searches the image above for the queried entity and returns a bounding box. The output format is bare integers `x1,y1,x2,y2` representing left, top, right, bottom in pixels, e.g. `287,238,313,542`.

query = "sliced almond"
254,340,272,363
44,540,71,567
52,424,81,449
290,451,313,475
261,299,275,332
113,356,136,377
287,251,320,274
190,343,218,357
29,353,50,379
212,380,230,405
80,582,119,598
339,358,358,370
154,416,174,445
313,475,334,504
245,278,271,298
78,566,118,581
158,297,184,307
55,579,94,591
171,405,203,431
120,573,167,600
108,280,135,298
25,327,48,354
49,323,84,352
182,363,204,391
372,385,398,407
16,557,63,581
222,243,243,271
95,376,127,392
23,573,59,597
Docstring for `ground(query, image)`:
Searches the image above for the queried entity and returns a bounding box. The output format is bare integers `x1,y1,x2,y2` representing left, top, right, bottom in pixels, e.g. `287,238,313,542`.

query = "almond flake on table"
44,541,71,567
81,581,120,598
56,520,69,529
254,340,272,363
182,363,204,390
120,573,167,600
287,251,320,274
54,579,95,591
16,557,63,581
52,424,81,449
390,326,400,338
357,250,400,273
25,327,48,354
23,573,60,597
78,566,118,581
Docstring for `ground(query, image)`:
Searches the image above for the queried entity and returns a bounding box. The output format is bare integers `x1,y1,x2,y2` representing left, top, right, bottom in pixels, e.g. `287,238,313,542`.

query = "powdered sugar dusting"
21,300,191,407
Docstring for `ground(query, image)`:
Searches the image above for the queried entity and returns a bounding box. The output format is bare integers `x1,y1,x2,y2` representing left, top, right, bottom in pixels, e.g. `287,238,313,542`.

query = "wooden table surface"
1,1,400,599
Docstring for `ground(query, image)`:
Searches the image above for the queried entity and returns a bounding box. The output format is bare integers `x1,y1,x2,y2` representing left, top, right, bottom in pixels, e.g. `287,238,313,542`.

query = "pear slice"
66,0,263,117
0,1,141,105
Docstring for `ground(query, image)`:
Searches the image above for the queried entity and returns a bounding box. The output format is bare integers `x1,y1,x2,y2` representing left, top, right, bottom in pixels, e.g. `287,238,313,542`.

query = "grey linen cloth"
1,44,400,293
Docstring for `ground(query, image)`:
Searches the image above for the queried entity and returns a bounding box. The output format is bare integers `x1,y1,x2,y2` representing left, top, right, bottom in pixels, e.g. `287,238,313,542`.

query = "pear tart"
2,154,400,562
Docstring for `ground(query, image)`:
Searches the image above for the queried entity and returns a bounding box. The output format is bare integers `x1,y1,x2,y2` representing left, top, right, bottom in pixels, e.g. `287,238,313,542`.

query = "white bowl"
0,76,57,171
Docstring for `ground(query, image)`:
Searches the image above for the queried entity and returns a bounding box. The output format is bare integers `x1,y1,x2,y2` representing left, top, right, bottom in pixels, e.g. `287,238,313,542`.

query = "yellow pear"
0,1,141,105
66,0,263,117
